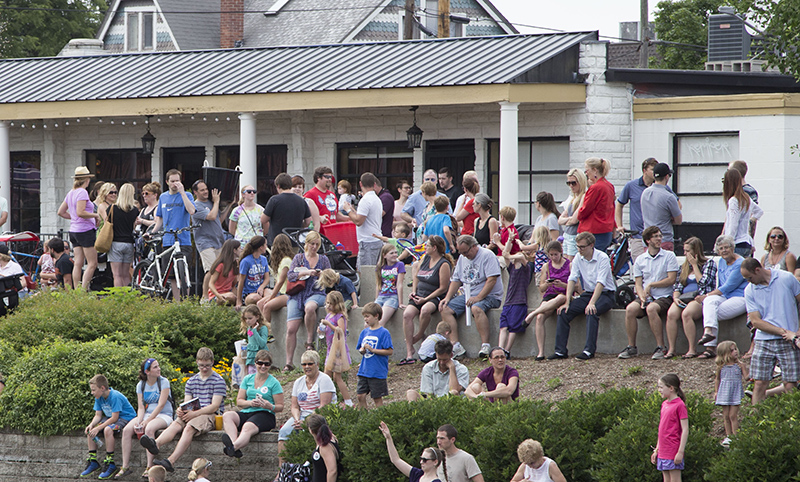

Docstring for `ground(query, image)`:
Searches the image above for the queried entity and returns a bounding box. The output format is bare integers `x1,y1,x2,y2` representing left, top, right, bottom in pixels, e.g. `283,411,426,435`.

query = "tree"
0,0,108,59
750,0,800,79
652,0,754,70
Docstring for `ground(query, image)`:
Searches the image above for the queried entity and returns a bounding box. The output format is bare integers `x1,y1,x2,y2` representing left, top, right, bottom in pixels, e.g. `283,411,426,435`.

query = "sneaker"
575,351,594,360
651,346,667,360
744,389,753,399
153,459,174,473
478,344,491,359
721,437,731,447
267,334,275,344
80,456,101,478
502,349,511,360
773,366,782,379
98,456,118,480
139,435,159,455
547,353,567,360
452,342,466,358
618,345,638,359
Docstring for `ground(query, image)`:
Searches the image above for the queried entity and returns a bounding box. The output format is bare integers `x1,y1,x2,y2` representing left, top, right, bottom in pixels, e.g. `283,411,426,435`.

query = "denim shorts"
375,293,399,310
447,294,502,317
287,293,326,321
108,241,134,263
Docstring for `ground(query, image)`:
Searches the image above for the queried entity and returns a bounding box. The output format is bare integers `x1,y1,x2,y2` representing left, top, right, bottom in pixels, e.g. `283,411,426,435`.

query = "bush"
0,338,18,379
0,338,182,436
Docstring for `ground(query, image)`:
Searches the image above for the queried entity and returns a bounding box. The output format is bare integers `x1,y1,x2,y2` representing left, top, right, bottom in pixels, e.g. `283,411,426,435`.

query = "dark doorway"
424,139,475,190
163,147,206,190
216,145,288,207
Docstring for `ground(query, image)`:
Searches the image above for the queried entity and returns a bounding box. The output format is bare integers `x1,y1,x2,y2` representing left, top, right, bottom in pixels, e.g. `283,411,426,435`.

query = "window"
337,142,414,200
126,9,155,52
216,145,288,207
10,151,40,233
85,149,152,201
487,138,570,224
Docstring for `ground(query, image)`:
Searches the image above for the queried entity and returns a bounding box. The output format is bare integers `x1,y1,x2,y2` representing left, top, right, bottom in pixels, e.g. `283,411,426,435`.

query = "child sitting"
417,321,451,363
316,269,359,310
373,222,415,263
493,206,520,255
356,302,393,409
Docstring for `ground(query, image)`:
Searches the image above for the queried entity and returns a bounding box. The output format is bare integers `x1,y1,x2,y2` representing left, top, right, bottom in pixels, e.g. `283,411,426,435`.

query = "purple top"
505,262,532,305
287,252,331,306
477,365,519,402
65,188,96,233
324,313,351,363
544,258,571,298
378,188,395,237
379,261,406,296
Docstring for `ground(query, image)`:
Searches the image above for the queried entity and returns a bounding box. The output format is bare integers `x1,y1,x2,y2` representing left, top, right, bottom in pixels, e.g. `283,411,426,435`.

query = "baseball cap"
653,163,672,179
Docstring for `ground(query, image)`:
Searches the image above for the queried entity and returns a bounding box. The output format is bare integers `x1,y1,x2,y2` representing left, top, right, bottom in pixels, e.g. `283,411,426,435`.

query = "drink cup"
215,415,223,431
134,424,144,439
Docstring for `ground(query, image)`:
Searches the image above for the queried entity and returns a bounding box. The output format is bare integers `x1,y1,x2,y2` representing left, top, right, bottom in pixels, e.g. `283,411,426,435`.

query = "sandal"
681,353,698,359
283,364,295,373
398,358,416,366
697,349,717,359
115,467,132,479
141,468,150,479
664,352,676,359
305,343,316,351
697,333,716,345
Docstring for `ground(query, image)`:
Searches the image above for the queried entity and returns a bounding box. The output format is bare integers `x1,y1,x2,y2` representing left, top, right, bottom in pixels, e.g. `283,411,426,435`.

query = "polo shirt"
745,269,800,341
632,248,680,299
641,183,681,243
569,247,616,292
420,359,470,396
617,176,677,238
402,190,451,225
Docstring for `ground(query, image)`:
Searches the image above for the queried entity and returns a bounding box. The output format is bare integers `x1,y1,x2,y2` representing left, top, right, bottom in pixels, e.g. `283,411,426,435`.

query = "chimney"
221,0,244,48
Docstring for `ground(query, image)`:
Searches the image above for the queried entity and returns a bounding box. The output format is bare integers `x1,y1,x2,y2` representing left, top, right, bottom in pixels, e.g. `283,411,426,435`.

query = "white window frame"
124,7,157,52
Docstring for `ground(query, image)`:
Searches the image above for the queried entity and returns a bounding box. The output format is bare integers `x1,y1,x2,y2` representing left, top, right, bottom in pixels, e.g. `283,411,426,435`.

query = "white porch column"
498,102,519,212
0,122,10,217
238,113,257,190
413,147,423,187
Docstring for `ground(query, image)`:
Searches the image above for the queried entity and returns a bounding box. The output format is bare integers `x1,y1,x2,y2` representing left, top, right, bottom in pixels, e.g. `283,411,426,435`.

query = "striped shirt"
185,371,228,414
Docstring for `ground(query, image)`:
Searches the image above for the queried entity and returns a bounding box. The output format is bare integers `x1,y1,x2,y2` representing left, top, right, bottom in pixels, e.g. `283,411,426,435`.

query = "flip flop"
664,352,676,359
282,364,295,373
681,353,698,359
305,343,316,351
398,358,417,366
697,349,716,359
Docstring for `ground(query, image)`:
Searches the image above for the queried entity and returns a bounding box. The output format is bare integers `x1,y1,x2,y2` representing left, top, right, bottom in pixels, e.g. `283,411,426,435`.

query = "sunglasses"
243,189,257,194
255,361,272,367
322,174,333,179
565,181,578,186
420,458,435,463
424,178,436,182
301,362,315,367
770,234,785,239
108,191,118,195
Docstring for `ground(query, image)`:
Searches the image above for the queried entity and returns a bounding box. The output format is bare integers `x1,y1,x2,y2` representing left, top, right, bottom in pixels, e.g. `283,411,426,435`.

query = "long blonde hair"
531,225,550,251
715,341,743,380
115,183,136,212
567,168,587,212
95,182,116,206
325,291,348,321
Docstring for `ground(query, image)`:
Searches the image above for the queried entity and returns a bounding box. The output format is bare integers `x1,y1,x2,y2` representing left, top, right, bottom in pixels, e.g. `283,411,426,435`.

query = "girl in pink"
652,373,689,482
319,291,353,408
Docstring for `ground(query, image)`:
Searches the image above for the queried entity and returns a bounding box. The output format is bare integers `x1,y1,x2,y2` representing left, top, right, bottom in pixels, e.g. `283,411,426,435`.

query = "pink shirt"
658,397,688,459
65,188,96,233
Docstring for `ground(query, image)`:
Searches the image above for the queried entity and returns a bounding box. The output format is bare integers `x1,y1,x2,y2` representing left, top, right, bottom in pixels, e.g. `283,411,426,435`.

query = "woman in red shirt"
577,157,616,253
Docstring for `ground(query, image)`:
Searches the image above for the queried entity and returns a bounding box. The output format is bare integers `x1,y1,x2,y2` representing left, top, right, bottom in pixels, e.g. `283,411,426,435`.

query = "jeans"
554,291,615,356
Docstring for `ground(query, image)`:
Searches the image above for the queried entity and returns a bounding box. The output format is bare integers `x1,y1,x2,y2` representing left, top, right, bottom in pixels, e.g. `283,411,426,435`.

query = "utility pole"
639,0,649,68
404,0,414,40
438,0,450,38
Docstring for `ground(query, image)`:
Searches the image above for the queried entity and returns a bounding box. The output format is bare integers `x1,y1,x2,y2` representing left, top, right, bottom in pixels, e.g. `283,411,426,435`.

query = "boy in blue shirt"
356,302,393,409
81,374,136,479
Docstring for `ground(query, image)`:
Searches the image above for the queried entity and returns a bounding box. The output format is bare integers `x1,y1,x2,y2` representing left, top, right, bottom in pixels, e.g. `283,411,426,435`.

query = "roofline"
633,92,800,119
475,0,518,35
341,0,393,44
606,67,800,90
96,0,123,40
0,83,586,120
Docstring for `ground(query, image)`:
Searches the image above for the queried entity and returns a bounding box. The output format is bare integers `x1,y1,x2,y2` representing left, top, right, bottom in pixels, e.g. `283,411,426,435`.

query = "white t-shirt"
355,191,383,243
292,372,337,417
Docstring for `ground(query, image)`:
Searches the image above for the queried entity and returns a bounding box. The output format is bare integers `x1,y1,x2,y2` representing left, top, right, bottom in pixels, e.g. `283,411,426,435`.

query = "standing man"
262,173,312,245
439,235,504,359
438,167,460,210
304,166,346,225
740,258,800,404
343,172,383,271
191,181,224,272
401,169,451,228
436,424,484,482
616,158,679,260
619,226,680,360
375,177,395,237
641,163,682,251
550,232,616,360
152,169,195,301
406,340,470,401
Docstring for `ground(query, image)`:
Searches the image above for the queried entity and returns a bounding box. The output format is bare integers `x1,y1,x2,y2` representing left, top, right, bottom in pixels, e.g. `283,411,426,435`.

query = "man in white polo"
343,172,383,271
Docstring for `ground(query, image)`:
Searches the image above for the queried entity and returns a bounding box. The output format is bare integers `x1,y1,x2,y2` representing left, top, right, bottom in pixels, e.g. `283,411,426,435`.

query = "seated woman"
525,241,571,361
257,233,295,324
207,239,241,305
222,350,283,457
237,236,270,309
510,439,567,482
696,235,748,359
465,346,519,403
380,421,445,482
665,237,716,359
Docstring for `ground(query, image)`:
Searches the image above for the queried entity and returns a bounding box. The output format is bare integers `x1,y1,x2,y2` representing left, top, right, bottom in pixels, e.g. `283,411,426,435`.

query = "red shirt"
657,397,688,459
461,198,479,236
500,224,520,254
577,177,615,234
304,186,338,222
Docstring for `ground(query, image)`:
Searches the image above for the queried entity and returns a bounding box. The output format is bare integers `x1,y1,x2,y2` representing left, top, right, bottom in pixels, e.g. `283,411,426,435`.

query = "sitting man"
406,340,470,401
550,232,616,360
439,235,504,359
139,347,226,473
619,226,680,360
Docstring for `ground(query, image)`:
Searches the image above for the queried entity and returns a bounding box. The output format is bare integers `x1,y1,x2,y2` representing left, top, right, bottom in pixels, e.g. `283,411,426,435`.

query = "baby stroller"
282,227,360,295
608,230,636,308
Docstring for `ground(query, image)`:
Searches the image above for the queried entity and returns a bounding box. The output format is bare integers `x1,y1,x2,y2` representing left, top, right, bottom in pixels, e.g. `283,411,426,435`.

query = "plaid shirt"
673,260,717,295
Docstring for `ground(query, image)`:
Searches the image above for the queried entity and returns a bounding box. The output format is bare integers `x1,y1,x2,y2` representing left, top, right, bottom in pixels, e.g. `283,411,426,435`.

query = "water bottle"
93,436,103,448
335,242,344,251
318,321,326,339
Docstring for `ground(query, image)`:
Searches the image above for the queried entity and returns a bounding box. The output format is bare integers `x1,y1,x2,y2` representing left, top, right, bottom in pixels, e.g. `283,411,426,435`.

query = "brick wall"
220,0,244,48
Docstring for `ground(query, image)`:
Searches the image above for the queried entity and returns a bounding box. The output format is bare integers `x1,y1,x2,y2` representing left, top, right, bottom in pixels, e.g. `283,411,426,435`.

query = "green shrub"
0,338,182,436
705,389,800,481
0,338,18,379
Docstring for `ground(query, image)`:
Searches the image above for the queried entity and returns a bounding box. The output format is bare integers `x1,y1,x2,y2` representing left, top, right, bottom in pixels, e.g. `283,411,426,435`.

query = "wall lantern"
406,106,423,149
141,115,156,154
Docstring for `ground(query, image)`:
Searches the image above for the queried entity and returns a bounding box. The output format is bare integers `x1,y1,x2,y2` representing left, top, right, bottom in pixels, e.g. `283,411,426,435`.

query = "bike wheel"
175,257,191,299
133,260,169,298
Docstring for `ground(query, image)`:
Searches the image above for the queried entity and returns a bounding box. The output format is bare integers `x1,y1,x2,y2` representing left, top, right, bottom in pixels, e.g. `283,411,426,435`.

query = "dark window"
85,149,152,204
216,145,288,206
337,142,413,199
425,139,475,192
163,147,206,192
10,151,40,233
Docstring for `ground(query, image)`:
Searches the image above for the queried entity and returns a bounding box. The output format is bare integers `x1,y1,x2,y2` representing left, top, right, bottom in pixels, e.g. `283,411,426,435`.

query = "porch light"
406,106,423,149
141,116,156,154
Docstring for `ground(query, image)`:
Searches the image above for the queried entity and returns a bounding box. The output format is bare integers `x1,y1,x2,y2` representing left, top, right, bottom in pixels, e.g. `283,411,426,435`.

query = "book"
179,398,201,412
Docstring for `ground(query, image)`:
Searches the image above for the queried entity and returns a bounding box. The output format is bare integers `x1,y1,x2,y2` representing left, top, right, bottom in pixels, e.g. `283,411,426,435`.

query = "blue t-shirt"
136,376,174,418
357,326,392,379
423,213,453,252
239,373,283,414
156,191,195,246
327,275,357,302
379,261,406,296
93,387,137,422
239,254,269,297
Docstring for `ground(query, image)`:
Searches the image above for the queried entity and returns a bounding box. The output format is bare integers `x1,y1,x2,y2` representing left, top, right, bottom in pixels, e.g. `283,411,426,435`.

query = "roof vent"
58,38,106,57
263,0,291,16
707,13,751,62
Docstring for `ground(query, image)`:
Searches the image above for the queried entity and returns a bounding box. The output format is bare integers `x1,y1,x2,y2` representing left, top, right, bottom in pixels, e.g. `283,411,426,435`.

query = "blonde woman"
57,166,101,290
107,183,139,287
95,182,117,223
228,184,265,243
187,458,212,482
558,168,587,260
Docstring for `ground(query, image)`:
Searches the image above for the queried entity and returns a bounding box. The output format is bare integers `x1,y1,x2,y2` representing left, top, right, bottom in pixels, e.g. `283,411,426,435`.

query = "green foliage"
705,389,800,481
0,0,108,58
752,0,800,79
627,365,644,376
0,338,19,378
0,338,181,436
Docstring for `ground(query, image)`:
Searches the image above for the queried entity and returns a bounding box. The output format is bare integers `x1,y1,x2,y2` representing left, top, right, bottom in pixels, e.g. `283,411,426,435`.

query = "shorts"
99,416,130,431
356,241,382,271
542,293,561,302
199,247,221,272
408,296,440,311
499,304,528,333
636,296,672,317
236,410,276,432
278,415,308,441
143,412,173,427
70,230,96,248
657,458,684,471
375,293,399,310
750,338,800,382
356,376,389,399
446,294,502,318
562,232,577,257
172,413,215,435
108,241,134,263
287,293,327,321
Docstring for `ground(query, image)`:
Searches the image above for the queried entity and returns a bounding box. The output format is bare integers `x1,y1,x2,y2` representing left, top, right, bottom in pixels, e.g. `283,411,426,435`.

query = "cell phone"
547,278,556,283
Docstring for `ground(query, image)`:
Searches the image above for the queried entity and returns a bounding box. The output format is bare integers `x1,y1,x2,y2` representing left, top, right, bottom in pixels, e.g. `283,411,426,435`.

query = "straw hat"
73,166,95,179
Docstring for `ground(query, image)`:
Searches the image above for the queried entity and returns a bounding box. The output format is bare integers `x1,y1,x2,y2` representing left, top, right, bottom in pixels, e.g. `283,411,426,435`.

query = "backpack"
277,461,312,482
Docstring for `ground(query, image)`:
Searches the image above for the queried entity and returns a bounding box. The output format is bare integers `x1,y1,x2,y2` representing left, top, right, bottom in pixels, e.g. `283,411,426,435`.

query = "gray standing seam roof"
0,32,596,104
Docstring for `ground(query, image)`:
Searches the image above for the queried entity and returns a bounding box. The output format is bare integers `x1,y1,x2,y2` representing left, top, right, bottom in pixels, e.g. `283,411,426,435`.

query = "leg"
285,319,302,367
73,246,85,289
222,412,240,448
167,424,198,465
111,262,127,287
665,303,683,356
701,295,725,343
333,371,351,404
202,271,211,301
553,296,587,356
402,305,420,359
406,389,421,401
414,302,437,343
624,301,644,347
535,313,548,357
728,405,740,435
373,396,384,407
680,302,702,356
120,417,139,469
645,302,666,348
356,393,368,409
103,425,116,452
245,292,264,305
82,247,98,291
141,417,168,468
752,380,769,405
379,306,396,327
303,301,320,346
233,422,261,450
721,406,732,436
506,332,518,351
259,295,287,324
441,306,459,343
472,306,490,344
170,280,181,301
498,327,508,350
464,380,484,398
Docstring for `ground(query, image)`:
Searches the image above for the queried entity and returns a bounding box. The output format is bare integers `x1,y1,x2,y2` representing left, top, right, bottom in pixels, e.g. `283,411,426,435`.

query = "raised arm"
379,422,412,476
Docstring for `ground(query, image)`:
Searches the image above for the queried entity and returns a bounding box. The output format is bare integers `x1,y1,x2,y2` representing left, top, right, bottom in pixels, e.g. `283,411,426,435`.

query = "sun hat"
73,166,95,179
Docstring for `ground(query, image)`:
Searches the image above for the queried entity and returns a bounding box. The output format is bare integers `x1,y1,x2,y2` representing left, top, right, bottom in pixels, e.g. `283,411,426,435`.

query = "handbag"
94,205,114,253
679,290,699,305
285,279,306,296
277,461,312,482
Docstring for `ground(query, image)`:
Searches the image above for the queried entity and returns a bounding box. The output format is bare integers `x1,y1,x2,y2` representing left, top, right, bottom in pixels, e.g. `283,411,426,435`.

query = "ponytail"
660,373,686,403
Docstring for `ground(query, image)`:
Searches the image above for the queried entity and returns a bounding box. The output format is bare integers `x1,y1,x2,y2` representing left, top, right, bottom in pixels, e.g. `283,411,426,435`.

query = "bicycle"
132,226,194,299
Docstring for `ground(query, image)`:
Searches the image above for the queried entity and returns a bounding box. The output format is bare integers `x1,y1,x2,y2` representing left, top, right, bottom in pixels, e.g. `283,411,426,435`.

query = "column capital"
238,112,256,121
498,101,520,110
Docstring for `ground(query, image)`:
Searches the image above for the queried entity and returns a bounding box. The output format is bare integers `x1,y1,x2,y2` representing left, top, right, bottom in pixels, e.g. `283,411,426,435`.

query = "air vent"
707,14,751,62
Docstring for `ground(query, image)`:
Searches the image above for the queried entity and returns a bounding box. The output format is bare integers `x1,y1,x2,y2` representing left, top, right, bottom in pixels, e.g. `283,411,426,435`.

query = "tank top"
563,202,578,236
523,457,555,482
543,258,570,297
764,250,789,271
312,441,342,482
415,256,449,298
474,215,495,247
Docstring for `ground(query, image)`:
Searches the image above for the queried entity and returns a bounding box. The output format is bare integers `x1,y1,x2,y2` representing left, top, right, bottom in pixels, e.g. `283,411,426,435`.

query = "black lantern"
141,115,156,154
406,106,423,149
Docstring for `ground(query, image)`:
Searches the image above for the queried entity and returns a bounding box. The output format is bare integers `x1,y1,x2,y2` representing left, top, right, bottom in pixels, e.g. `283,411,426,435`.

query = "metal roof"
0,32,597,105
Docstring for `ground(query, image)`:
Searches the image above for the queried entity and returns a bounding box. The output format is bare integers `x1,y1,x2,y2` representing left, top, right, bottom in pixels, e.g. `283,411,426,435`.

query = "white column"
238,113,257,190
498,101,519,212
413,147,423,187
0,122,10,214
